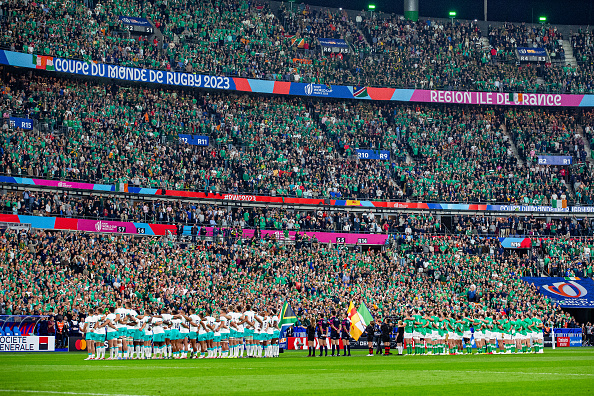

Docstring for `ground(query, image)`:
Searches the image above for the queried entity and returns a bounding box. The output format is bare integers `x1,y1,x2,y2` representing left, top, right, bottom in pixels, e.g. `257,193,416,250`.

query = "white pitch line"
0,391,151,396
464,370,594,377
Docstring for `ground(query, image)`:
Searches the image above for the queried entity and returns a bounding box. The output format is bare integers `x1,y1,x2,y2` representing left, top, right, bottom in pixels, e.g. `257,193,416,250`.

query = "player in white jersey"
114,301,128,359
204,308,217,358
186,308,202,358
178,309,191,359
229,306,244,358
93,308,108,360
242,305,256,358
105,307,121,360
269,309,280,358
137,314,152,359
82,307,100,360
151,315,165,359
219,307,234,358
160,309,173,359
213,316,223,358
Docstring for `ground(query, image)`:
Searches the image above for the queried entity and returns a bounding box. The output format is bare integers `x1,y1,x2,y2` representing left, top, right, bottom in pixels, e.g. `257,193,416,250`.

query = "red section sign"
556,337,570,347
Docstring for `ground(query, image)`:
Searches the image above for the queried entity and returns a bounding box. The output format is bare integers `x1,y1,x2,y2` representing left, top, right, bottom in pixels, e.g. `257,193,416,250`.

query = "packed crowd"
3,71,589,205
3,188,594,240
0,229,589,332
0,0,591,92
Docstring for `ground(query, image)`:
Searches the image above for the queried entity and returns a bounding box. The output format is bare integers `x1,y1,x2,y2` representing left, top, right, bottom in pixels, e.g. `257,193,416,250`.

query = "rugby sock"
522,345,527,353
407,344,412,354
385,346,390,355
369,347,373,355
466,345,471,354
331,345,335,356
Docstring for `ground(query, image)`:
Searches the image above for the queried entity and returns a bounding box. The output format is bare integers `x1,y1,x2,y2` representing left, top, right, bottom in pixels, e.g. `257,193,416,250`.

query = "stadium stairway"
500,123,524,166
577,125,594,164
560,39,578,67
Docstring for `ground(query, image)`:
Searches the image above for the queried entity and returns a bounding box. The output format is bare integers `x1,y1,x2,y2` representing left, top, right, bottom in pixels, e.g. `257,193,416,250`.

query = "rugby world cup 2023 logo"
543,281,588,298
304,83,314,96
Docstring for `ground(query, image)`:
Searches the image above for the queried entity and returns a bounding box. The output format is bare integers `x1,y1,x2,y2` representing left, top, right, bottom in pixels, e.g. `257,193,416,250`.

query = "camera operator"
381,317,393,355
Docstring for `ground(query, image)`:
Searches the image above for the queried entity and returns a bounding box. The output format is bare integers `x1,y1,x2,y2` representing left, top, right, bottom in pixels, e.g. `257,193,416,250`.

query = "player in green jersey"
462,313,473,354
531,315,544,353
403,310,415,355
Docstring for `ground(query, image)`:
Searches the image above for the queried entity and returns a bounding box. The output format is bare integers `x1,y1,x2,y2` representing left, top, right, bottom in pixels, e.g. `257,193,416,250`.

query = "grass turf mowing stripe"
0,349,592,395
0,391,149,396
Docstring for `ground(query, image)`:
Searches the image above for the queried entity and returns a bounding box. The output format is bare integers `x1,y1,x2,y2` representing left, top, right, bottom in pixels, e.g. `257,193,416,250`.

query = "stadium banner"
356,149,390,160
118,16,151,26
2,50,594,107
516,47,548,62
178,134,209,146
68,336,88,352
9,117,33,130
554,329,582,347
3,175,594,213
0,214,389,244
2,175,594,213
538,155,572,165
0,336,55,352
522,277,594,308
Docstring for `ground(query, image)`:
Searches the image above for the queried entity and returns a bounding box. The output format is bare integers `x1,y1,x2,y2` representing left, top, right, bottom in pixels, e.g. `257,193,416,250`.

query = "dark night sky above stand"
298,0,594,26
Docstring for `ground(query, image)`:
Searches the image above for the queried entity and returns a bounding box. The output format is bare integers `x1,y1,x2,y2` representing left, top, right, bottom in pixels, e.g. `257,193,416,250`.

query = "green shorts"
164,330,172,340
213,334,221,343
144,332,153,342
207,332,214,341
179,332,189,340
106,332,118,341
189,331,198,340
153,333,165,343
198,333,207,342
273,331,280,339
169,330,180,340
220,332,229,341
94,333,106,343
134,330,144,341
85,333,94,341
117,328,126,338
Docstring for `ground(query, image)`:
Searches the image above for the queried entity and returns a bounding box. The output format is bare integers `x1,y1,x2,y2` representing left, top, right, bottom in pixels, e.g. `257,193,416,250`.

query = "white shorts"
449,333,460,341
485,331,492,339
503,333,512,341
431,330,439,340
474,331,484,341
404,332,413,339
463,331,472,339
533,332,543,341
412,331,423,339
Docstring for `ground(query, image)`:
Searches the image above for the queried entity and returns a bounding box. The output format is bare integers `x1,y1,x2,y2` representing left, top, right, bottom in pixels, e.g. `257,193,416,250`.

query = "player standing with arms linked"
329,310,341,357
341,312,351,356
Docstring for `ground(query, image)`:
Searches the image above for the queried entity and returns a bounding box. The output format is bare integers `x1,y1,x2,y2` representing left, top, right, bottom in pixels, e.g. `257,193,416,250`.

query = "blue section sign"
522,277,594,308
356,149,390,160
9,117,33,130
118,16,151,26
179,134,209,146
538,155,572,165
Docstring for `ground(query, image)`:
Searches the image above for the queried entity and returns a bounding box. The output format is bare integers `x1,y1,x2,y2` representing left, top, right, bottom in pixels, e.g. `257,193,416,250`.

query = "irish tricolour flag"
509,93,524,103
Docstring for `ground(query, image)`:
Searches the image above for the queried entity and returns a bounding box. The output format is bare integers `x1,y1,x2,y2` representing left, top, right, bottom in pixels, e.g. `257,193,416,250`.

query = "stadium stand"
1,0,593,92
1,0,594,338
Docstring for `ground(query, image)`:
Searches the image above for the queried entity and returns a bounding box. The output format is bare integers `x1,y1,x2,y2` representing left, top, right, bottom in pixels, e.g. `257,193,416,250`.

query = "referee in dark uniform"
381,318,393,355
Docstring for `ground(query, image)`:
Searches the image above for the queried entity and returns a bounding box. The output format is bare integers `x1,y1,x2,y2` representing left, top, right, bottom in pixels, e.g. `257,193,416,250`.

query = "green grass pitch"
0,348,593,395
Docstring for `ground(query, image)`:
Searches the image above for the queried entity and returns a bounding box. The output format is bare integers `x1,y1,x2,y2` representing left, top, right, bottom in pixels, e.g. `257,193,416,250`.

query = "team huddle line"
81,302,281,360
